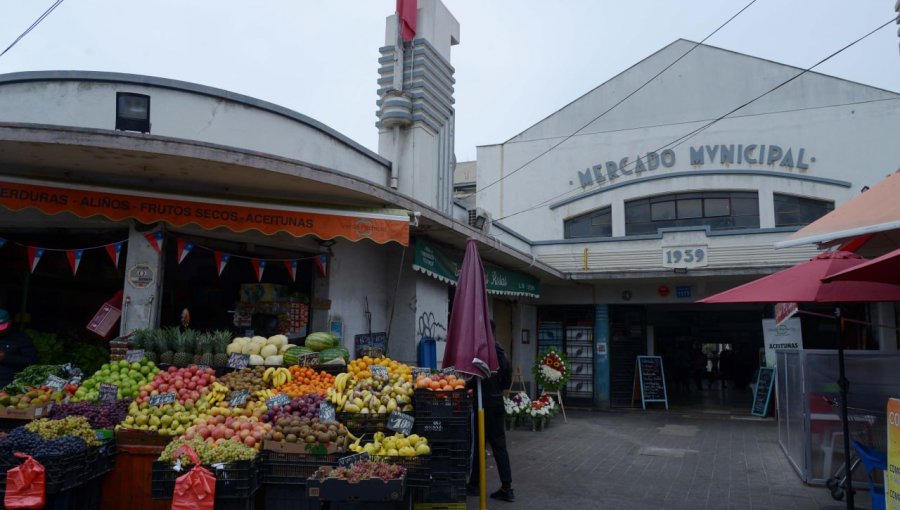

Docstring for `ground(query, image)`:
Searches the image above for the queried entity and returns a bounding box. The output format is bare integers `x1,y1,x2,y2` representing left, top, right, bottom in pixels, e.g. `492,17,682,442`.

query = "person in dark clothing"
0,309,38,389
468,320,514,502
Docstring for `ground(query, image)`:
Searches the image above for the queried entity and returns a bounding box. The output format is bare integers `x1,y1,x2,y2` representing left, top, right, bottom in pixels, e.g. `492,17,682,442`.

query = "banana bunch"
263,367,292,387
334,373,352,394
255,388,277,401
207,382,229,404
327,373,355,411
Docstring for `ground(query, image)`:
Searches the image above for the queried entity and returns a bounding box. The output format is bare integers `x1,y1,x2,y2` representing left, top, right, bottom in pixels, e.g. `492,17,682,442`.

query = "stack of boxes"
412,387,472,508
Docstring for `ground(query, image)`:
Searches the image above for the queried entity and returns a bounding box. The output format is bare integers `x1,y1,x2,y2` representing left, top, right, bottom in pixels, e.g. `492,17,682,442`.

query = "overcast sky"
1,1,897,162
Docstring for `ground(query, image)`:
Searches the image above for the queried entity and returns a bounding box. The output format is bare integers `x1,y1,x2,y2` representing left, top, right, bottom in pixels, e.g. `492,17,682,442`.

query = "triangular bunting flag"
214,251,230,276
176,238,194,264
105,242,124,267
315,254,327,277
144,231,164,253
67,249,84,276
251,259,265,282
284,260,298,282
27,246,45,273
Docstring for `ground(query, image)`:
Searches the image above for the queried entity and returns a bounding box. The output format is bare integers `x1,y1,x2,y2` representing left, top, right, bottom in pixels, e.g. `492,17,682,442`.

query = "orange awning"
776,171,900,249
0,177,409,246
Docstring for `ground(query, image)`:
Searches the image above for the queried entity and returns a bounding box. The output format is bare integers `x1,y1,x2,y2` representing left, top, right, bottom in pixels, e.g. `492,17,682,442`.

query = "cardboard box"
240,284,287,303
0,403,54,419
263,439,344,455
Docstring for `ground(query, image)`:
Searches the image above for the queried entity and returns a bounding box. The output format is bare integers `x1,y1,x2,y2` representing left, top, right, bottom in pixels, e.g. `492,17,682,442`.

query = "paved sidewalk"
468,409,870,510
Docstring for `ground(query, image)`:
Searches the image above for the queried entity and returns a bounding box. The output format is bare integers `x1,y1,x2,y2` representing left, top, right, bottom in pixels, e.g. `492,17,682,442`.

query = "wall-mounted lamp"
115,92,151,133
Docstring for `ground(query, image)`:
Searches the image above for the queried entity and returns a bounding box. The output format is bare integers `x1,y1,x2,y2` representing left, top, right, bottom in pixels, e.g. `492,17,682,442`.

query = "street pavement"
467,407,873,510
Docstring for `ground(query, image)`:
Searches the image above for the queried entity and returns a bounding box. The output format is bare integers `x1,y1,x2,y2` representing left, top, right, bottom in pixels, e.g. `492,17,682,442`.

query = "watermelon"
320,346,349,363
283,345,313,366
305,332,338,352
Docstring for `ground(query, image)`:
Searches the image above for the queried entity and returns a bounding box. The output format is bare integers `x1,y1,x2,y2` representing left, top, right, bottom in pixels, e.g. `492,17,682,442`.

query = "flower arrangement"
532,348,570,392
503,391,531,419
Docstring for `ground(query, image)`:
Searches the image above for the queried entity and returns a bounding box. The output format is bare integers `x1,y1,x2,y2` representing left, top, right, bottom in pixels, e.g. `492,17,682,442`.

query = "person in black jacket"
0,309,38,389
468,320,514,502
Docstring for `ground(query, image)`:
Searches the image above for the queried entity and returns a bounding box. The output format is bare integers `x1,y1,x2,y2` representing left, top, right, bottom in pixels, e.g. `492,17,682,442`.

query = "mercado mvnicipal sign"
0,177,410,246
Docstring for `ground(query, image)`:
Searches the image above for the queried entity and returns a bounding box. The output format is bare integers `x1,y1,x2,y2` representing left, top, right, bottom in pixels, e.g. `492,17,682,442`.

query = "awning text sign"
0,178,409,246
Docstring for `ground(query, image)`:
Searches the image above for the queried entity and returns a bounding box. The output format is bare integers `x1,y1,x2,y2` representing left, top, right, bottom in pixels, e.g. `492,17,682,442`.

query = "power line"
463,0,759,200
493,15,899,224
0,0,65,60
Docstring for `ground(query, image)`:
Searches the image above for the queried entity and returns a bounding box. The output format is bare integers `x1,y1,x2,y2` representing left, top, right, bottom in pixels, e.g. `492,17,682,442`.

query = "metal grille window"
625,191,759,235
774,193,834,227
564,206,612,239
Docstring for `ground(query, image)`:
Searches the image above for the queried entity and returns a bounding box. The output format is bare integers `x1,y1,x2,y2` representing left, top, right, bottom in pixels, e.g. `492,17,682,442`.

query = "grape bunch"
0,428,43,456
33,436,88,457
314,461,405,482
25,417,99,446
49,399,131,429
159,437,257,465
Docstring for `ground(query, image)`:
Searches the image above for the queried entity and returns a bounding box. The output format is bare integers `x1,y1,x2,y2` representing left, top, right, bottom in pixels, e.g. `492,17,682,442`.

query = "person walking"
468,320,514,502
0,309,38,388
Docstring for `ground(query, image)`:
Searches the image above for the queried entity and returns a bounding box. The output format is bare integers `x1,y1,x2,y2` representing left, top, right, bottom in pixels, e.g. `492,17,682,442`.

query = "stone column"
120,223,165,335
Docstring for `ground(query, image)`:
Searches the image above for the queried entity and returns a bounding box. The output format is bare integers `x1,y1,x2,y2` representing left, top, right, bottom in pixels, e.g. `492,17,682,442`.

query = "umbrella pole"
835,308,855,510
478,378,487,510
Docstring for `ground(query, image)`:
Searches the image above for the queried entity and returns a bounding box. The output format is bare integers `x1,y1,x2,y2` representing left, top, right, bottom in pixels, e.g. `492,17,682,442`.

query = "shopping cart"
817,394,887,502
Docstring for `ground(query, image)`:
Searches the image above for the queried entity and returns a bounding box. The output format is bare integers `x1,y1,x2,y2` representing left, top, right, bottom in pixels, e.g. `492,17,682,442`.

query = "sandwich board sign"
634,356,668,410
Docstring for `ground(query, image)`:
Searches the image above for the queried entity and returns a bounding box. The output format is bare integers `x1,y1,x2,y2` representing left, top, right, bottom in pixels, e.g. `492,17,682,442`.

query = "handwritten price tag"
149,392,177,406
229,390,250,407
411,367,432,379
318,402,336,422
337,451,370,467
266,394,291,408
43,375,67,391
125,350,145,363
227,353,250,370
386,411,415,436
370,365,388,377
99,384,118,403
296,352,320,368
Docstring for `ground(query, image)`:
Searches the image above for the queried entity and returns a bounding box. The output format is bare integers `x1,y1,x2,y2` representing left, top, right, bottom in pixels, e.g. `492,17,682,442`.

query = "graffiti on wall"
417,312,447,342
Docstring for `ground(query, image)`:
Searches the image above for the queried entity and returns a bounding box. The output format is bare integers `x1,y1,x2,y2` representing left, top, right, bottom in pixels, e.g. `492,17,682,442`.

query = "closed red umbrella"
699,250,900,510
823,247,900,286
442,238,498,510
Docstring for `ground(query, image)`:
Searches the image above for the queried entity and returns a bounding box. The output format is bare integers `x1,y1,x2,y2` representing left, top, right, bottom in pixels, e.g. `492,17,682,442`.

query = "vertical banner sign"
106,242,123,267
144,231,164,253
27,246,44,273
751,367,776,417
215,251,230,276
285,260,298,282
67,249,84,276
176,239,193,264
761,318,802,368
888,398,900,509
634,356,668,410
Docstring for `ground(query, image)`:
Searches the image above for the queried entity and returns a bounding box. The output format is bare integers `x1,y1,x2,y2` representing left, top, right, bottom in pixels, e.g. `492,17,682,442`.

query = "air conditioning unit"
467,208,492,234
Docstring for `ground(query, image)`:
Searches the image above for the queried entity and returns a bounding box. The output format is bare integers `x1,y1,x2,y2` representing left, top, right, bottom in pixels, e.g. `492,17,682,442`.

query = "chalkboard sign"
266,394,291,408
318,402,336,422
99,383,118,403
370,365,388,377
296,353,320,368
354,332,386,358
386,411,415,436
229,390,250,407
441,367,457,376
125,350,145,363
149,392,177,406
635,356,668,410
411,367,432,379
751,367,776,417
43,375,67,392
227,353,250,370
337,451,370,467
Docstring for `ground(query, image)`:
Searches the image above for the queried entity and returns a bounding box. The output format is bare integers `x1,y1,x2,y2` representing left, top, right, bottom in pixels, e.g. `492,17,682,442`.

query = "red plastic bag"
4,453,46,509
170,445,215,510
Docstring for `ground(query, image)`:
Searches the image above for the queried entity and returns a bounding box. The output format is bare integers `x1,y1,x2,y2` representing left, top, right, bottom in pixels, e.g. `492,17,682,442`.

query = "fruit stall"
0,330,472,510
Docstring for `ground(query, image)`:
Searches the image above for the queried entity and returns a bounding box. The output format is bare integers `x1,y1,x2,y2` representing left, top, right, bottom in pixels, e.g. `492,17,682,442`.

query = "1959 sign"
662,246,708,269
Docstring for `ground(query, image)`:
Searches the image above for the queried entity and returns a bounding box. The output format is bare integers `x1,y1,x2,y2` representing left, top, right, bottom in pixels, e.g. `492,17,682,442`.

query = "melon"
283,345,314,366
260,344,279,358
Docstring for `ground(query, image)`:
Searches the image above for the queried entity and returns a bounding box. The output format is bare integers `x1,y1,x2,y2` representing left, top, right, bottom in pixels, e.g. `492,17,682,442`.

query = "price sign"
296,353,320,368
197,365,211,371
149,392,177,406
441,367,457,376
99,384,119,403
370,365,388,377
125,350,145,363
227,353,250,370
43,375,67,391
337,451,370,468
228,390,250,407
266,394,291,408
411,367,432,379
318,402,336,422
386,411,415,436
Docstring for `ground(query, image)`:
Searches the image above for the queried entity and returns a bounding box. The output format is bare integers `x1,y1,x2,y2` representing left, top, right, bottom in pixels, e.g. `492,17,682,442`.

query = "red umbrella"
823,247,900,286
699,250,900,510
442,238,498,510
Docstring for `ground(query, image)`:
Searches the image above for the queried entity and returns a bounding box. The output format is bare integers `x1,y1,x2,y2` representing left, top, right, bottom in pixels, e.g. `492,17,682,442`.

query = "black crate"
84,439,116,481
262,450,341,485
412,416,470,442
151,458,259,500
327,502,406,510
412,390,472,419
368,455,429,488
307,475,405,502
427,441,468,476
418,473,466,503
263,483,311,510
336,413,389,435
69,476,103,510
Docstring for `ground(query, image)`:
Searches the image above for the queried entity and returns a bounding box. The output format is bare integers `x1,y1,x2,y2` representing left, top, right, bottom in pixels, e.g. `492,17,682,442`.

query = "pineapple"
172,328,196,366
212,330,231,368
159,327,177,365
132,329,157,363
198,333,214,367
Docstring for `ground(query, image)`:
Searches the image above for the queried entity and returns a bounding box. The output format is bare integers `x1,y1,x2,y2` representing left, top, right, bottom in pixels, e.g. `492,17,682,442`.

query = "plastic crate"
336,412,390,435
412,416,470,442
151,458,259,500
413,389,472,419
369,454,430,487
263,483,311,510
84,439,116,481
0,449,89,495
417,473,466,503
427,441,468,476
262,450,341,485
306,474,405,502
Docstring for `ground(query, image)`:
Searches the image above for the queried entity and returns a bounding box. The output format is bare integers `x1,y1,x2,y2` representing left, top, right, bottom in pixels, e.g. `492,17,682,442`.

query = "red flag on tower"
397,0,417,41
